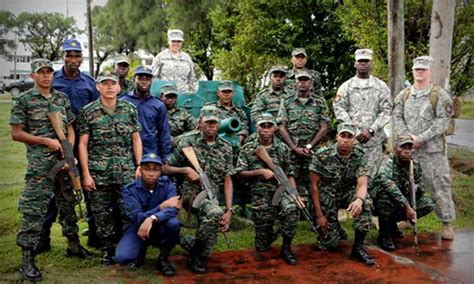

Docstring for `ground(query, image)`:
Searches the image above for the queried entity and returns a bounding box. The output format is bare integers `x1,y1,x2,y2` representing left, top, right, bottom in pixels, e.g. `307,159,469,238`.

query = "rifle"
47,111,83,218
408,159,418,252
255,146,318,233
182,146,231,248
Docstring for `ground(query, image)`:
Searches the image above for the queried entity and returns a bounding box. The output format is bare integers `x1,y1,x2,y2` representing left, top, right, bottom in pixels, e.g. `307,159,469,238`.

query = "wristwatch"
305,144,313,150
368,128,375,136
226,207,235,214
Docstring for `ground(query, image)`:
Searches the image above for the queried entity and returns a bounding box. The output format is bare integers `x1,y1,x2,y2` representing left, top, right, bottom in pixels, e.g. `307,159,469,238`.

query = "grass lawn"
0,97,473,282
460,99,474,119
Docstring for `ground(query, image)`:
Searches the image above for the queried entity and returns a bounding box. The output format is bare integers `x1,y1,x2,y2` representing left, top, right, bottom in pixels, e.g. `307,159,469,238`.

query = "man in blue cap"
120,66,172,160
115,153,180,276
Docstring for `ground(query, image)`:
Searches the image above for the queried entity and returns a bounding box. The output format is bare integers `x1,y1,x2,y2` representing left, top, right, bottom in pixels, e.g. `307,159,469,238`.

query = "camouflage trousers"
361,144,384,179
414,151,455,222
17,173,79,249
290,152,314,213
373,193,434,222
89,184,126,249
251,188,299,250
318,188,372,248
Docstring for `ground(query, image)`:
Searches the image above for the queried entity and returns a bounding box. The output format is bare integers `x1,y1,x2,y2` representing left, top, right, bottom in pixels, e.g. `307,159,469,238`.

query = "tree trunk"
387,0,405,98
429,0,456,91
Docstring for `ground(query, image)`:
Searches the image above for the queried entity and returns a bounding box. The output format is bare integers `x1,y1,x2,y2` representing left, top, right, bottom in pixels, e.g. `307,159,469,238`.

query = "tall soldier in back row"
11,59,93,282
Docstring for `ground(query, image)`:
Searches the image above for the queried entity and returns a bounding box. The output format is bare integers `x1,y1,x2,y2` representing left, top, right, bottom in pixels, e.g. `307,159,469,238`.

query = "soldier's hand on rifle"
405,206,416,223
220,210,232,232
46,138,63,153
347,198,363,217
296,195,306,208
160,196,181,210
259,168,274,180
291,146,308,157
316,215,328,236
138,217,153,240
185,167,200,182
82,174,96,191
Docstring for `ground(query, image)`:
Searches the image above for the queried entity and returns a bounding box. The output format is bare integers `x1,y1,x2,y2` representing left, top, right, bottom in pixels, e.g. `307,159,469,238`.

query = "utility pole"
87,0,94,77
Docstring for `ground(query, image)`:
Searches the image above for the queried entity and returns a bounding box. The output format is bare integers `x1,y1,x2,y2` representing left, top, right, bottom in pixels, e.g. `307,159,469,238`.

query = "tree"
14,12,79,61
0,10,16,57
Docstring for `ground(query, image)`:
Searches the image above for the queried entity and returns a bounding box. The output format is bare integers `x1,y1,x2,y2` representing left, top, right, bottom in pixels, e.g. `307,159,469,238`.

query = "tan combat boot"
441,222,454,240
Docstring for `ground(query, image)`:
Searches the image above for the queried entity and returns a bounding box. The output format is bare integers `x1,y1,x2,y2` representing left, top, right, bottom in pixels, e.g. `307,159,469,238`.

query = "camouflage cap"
168,29,184,41
134,66,153,77
269,65,288,75
115,54,130,65
412,56,433,70
355,48,373,61
396,135,414,147
140,153,163,165
31,58,53,73
218,80,233,91
256,112,276,126
295,70,312,80
291,47,307,57
161,84,178,97
62,38,82,52
337,122,356,135
96,71,119,83
199,105,220,122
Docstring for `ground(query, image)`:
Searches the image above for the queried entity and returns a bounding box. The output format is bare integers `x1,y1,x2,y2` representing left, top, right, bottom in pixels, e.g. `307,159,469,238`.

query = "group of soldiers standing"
10,28,455,282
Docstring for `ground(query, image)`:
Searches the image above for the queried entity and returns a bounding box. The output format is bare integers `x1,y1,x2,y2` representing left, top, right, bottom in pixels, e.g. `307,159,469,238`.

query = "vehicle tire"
10,87,20,98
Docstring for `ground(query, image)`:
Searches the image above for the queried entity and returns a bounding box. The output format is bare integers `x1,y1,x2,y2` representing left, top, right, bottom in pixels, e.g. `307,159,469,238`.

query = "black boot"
157,246,175,277
65,237,96,259
187,240,207,274
33,241,51,255
20,248,42,282
280,237,297,265
377,220,395,251
351,231,375,266
101,245,116,266
388,221,404,239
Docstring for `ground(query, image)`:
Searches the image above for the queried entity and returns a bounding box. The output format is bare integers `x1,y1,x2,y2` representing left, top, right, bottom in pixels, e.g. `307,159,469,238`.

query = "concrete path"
448,119,474,151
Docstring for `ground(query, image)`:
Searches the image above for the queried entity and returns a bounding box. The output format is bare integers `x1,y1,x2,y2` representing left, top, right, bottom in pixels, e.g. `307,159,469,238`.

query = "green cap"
115,54,130,65
396,135,414,147
199,105,220,122
269,65,287,75
355,48,373,61
96,71,119,83
291,48,307,57
256,112,276,126
295,70,311,80
412,56,433,70
161,85,178,97
337,122,356,135
31,58,53,73
218,80,233,91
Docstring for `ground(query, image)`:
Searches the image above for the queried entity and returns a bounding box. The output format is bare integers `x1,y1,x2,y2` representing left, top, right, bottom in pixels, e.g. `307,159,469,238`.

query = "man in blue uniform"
121,66,172,160
115,153,180,276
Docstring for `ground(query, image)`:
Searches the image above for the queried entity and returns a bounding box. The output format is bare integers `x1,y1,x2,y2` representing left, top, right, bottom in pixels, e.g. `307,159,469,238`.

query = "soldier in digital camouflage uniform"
333,49,392,179
277,70,329,211
251,66,292,123
11,59,93,282
163,105,235,274
394,55,455,240
152,29,197,92
78,71,143,265
310,123,375,266
370,136,434,251
115,54,134,97
160,84,196,144
236,113,299,265
286,48,323,96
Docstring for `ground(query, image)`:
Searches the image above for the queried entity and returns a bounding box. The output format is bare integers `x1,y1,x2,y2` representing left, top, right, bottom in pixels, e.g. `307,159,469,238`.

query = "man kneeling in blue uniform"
115,153,181,276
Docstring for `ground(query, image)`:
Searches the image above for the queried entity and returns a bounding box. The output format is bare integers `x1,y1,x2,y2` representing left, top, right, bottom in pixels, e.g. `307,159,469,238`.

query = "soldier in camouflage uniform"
370,136,434,251
115,54,134,97
163,105,235,274
394,56,455,240
310,123,375,266
11,59,93,282
160,84,196,144
236,113,299,265
286,48,323,96
78,71,143,265
251,66,292,123
333,49,392,179
152,29,197,92
277,70,329,210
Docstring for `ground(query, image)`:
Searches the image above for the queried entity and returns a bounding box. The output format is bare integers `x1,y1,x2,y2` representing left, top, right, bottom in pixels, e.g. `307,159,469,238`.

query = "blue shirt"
121,90,172,160
122,176,178,226
53,67,99,115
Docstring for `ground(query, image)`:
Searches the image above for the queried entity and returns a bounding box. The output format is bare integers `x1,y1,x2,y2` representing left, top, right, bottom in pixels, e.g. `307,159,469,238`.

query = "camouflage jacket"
236,138,294,192
119,79,134,97
208,101,249,137
251,87,293,123
77,99,141,186
309,143,368,193
277,92,330,145
286,68,323,97
151,49,197,92
168,131,235,196
371,154,425,208
394,85,452,153
10,87,75,176
333,75,392,147
168,106,196,137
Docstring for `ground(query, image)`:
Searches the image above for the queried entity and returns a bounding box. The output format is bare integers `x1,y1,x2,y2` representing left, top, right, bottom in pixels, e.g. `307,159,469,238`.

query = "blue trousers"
115,217,180,264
